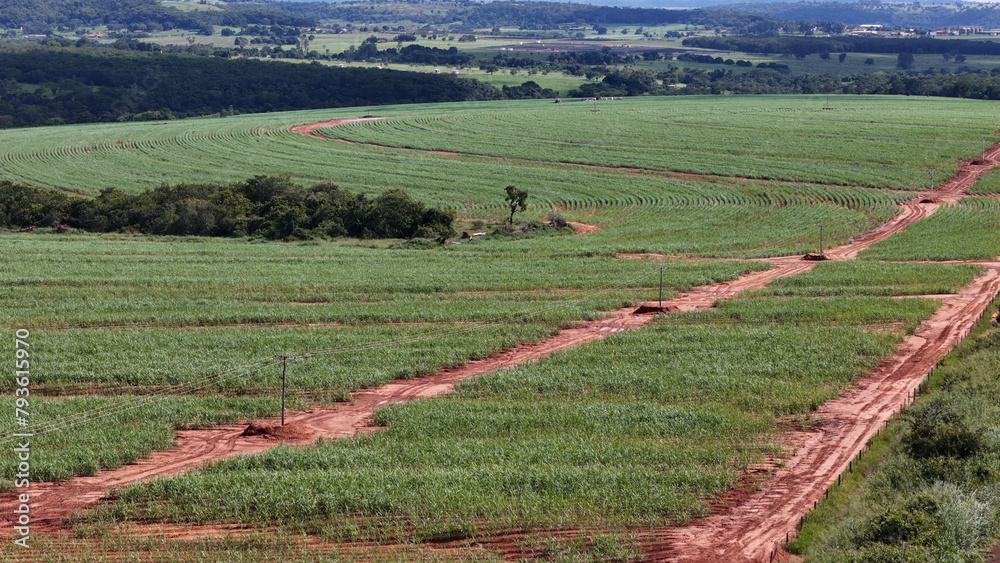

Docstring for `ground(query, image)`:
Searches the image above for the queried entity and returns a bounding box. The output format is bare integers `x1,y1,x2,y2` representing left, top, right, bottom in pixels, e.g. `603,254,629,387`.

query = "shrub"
901,397,982,460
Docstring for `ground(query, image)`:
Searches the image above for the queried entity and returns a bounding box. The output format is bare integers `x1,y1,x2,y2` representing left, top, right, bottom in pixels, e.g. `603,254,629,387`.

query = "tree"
839,52,847,63
897,52,914,69
504,185,528,225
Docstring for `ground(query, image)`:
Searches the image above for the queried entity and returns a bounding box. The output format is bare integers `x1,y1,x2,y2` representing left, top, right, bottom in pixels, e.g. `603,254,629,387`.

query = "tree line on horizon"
0,45,552,127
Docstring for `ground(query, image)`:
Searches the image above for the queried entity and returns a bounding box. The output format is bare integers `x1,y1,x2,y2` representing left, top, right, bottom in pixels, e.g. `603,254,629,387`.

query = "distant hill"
233,0,785,32
720,1,1000,28
0,0,314,33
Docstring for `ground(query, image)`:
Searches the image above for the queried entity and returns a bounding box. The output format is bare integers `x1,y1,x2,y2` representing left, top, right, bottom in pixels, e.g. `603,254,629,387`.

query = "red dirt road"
639,144,1000,562
0,260,817,536
646,265,1000,563
288,117,384,139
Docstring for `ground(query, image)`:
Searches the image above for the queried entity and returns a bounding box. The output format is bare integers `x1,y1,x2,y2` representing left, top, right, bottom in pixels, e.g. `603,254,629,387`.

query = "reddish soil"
566,221,600,234
239,421,313,441
289,117,462,156
288,117,385,139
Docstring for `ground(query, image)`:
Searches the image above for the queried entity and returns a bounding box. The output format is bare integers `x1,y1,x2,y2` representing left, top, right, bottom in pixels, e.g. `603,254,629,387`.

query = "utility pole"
658,265,665,309
928,167,936,200
274,355,298,426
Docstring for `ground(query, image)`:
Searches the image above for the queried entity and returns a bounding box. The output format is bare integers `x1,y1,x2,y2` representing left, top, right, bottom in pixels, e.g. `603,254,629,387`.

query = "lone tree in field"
505,185,528,226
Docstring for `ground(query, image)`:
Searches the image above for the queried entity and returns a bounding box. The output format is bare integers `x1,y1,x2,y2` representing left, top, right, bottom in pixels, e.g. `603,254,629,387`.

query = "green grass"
0,395,284,483
91,296,922,545
0,232,773,330
685,296,940,331
321,96,997,189
26,324,558,396
0,97,993,195
790,303,1000,563
966,167,1000,195
0,97,941,258
756,261,982,297
860,198,1000,261
0,532,505,562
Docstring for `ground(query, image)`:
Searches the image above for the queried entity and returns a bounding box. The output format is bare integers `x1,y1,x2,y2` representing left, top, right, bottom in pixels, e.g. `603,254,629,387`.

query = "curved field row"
319,97,998,189
0,96,993,195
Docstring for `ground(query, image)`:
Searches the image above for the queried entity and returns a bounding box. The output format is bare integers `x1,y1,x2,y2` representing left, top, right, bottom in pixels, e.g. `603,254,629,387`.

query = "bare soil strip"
566,221,600,234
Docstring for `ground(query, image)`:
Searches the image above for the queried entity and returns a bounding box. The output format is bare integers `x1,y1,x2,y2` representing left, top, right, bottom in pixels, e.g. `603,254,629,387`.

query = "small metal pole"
928,167,936,199
275,355,297,426
819,224,824,255
658,266,664,309
983,135,987,160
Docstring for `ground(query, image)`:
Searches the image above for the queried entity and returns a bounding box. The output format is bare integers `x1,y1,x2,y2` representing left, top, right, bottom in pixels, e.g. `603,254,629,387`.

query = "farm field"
317,97,992,189
860,198,1000,261
754,261,984,297
967,166,1000,195
90,304,914,539
790,299,1000,562
2,94,1000,562
0,97,992,194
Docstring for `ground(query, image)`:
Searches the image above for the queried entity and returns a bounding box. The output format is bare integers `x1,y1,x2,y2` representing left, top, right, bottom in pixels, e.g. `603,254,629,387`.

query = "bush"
901,397,983,460
859,494,941,546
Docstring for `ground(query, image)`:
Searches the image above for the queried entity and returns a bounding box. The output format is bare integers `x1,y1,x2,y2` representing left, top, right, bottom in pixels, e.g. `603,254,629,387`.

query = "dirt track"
5,132,1000,559
0,260,820,536
645,265,1000,563
638,143,1000,562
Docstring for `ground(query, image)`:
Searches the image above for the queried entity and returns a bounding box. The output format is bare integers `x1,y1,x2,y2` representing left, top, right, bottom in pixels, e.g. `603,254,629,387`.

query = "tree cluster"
0,0,314,35
0,45,506,127
728,0,1000,29
569,64,1000,99
237,0,789,36
684,35,1000,58
0,177,456,241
